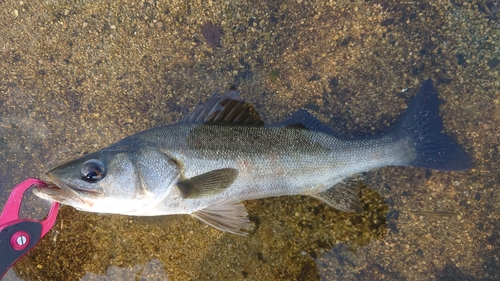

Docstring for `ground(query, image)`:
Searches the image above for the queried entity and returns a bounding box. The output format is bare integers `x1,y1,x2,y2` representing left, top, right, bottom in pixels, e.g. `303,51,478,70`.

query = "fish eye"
80,159,106,182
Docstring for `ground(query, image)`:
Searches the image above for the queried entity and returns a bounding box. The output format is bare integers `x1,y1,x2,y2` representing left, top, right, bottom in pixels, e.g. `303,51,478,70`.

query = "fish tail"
392,79,472,171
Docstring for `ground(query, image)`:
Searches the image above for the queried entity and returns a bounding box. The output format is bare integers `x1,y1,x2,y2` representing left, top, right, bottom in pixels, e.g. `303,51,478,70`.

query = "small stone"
456,53,466,65
201,21,223,48
12,9,18,18
259,19,265,28
487,58,500,68
381,18,395,26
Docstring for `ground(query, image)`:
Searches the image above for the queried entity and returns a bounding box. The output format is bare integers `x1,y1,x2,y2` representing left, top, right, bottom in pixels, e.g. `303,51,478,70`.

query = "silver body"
120,123,411,216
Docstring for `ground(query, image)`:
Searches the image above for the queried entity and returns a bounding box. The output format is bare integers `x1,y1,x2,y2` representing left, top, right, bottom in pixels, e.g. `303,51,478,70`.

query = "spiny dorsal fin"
180,91,264,125
177,168,238,199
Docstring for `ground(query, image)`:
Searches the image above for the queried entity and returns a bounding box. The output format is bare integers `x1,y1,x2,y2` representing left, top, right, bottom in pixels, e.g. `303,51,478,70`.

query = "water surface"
1,0,499,280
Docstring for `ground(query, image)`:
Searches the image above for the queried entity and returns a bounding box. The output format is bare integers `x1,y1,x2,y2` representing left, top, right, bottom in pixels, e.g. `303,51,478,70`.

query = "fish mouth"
33,174,95,207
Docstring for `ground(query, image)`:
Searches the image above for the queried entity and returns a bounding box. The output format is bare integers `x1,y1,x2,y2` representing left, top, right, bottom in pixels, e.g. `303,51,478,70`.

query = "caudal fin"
393,79,472,171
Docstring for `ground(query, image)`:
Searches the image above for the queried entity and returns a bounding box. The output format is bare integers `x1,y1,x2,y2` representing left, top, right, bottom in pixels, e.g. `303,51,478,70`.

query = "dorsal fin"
180,91,264,125
279,109,339,136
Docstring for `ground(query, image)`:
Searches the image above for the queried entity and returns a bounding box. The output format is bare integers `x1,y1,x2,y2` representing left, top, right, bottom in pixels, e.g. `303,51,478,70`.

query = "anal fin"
191,201,250,235
311,177,363,213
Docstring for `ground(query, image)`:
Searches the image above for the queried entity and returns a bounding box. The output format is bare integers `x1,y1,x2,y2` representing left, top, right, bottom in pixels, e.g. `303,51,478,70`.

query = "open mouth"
33,176,92,206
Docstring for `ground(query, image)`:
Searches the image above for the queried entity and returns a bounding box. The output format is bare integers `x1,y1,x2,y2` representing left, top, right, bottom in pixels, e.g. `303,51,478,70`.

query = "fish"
34,79,472,235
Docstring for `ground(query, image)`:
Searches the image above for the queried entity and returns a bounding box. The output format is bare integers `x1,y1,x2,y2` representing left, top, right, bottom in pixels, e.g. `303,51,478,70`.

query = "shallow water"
1,0,499,280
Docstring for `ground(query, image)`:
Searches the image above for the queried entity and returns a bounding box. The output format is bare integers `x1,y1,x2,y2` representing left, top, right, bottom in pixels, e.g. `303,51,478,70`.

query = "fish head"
34,149,145,213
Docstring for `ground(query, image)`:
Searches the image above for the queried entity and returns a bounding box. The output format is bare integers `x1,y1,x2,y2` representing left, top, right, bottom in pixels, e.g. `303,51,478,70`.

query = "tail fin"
393,79,472,171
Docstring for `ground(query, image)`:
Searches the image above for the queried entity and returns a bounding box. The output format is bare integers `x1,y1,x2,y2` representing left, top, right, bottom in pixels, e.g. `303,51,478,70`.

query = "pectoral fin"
311,177,363,213
191,201,250,235
177,168,238,199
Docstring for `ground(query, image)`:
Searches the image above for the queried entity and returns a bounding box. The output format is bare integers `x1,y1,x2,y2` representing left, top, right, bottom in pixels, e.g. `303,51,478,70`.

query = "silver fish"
34,79,472,235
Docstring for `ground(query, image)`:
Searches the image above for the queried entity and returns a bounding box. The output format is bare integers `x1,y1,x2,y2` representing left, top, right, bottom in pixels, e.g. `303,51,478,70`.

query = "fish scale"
34,79,472,235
